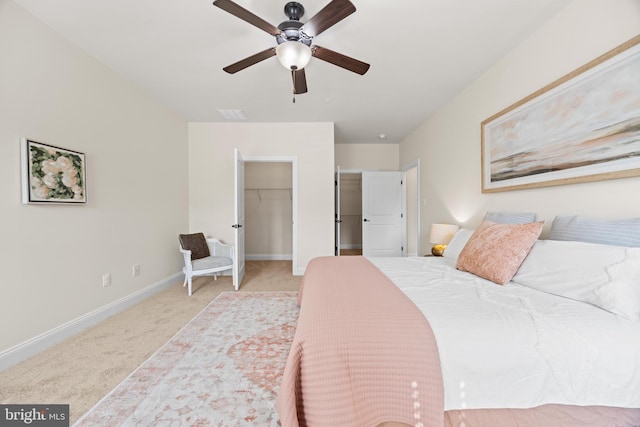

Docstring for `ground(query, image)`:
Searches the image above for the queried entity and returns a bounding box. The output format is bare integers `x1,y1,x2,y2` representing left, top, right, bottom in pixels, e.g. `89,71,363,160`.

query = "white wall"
0,1,188,357
335,143,399,170
400,0,640,251
188,122,334,274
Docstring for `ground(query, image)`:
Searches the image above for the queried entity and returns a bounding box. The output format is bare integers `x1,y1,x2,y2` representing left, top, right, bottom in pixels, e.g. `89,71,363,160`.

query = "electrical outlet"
133,264,140,277
102,273,112,287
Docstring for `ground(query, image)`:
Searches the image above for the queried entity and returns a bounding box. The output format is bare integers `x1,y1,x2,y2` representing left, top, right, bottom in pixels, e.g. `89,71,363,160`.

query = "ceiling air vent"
216,109,247,120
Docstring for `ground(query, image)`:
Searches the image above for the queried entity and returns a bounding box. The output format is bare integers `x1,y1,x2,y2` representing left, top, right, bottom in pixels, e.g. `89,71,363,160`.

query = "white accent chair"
179,233,235,296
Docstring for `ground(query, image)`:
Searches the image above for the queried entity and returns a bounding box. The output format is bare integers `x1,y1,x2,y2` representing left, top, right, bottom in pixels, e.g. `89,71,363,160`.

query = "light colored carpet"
0,261,301,424
75,291,299,426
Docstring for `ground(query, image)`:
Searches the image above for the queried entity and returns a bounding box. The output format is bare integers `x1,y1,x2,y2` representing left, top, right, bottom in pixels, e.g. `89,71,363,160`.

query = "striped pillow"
484,211,536,224
549,215,640,248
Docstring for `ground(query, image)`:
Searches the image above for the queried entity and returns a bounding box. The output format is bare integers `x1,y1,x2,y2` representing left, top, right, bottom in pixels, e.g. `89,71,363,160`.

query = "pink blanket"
277,256,444,427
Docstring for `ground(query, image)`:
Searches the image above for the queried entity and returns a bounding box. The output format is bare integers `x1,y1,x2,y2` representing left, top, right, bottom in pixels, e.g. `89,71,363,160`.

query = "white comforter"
367,256,640,411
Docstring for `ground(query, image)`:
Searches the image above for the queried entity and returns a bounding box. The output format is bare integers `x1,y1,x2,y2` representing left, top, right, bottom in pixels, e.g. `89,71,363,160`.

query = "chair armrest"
206,238,234,260
179,246,193,267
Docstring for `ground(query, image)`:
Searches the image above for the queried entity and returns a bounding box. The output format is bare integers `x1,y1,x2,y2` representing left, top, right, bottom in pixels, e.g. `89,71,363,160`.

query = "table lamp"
429,223,460,256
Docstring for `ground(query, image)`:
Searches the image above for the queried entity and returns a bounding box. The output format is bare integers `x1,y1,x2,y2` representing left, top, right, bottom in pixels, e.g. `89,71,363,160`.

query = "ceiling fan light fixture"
276,41,312,70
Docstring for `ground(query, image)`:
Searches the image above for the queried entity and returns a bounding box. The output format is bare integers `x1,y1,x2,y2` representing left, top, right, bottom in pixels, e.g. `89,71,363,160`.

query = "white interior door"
334,166,341,256
362,171,404,257
233,149,245,290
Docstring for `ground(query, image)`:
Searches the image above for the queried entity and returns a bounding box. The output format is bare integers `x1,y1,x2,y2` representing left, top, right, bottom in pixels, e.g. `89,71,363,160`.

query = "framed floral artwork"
481,35,640,192
21,138,87,204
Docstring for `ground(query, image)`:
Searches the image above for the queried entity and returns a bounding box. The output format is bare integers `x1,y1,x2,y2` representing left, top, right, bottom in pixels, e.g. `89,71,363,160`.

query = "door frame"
244,155,299,275
335,168,364,255
335,166,341,256
401,158,421,257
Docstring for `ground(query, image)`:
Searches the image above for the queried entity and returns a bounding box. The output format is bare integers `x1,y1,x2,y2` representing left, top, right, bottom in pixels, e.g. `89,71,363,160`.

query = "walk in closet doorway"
243,160,297,273
337,172,363,255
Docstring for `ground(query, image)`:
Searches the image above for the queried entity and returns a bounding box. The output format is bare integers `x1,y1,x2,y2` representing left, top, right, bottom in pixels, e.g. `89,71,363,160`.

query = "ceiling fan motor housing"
277,3,311,46
276,21,311,46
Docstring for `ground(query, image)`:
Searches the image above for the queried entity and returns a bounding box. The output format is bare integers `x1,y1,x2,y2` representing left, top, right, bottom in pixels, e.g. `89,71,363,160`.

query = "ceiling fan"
213,0,370,96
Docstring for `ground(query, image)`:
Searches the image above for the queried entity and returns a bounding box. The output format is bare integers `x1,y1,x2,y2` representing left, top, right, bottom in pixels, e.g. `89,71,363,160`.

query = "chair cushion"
192,256,233,271
179,233,210,261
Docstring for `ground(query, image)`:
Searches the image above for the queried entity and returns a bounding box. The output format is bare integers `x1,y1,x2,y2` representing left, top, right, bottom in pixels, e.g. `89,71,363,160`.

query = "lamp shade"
276,41,312,70
429,223,460,245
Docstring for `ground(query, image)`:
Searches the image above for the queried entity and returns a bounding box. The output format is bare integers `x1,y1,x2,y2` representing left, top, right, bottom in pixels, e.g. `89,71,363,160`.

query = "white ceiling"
14,0,570,144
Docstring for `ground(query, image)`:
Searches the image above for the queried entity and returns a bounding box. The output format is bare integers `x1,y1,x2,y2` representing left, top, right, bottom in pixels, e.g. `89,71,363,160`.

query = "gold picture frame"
481,35,640,193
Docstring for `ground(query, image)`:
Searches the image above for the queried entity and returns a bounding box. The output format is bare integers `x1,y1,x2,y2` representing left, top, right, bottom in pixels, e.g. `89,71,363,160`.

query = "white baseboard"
0,272,182,373
245,254,292,261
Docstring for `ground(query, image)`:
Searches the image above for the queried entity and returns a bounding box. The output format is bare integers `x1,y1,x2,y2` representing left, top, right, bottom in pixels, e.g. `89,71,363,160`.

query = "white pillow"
511,239,640,320
442,228,474,261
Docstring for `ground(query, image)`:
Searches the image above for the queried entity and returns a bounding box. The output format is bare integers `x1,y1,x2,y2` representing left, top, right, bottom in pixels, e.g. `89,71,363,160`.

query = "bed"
276,214,640,427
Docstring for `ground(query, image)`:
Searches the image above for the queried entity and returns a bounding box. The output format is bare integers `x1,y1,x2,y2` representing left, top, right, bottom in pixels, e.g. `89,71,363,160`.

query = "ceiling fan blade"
213,0,281,36
312,45,370,75
300,0,356,38
223,48,276,74
292,69,308,94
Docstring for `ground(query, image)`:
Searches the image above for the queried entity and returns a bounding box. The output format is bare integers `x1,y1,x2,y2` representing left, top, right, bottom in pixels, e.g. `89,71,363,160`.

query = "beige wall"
400,0,640,251
0,1,188,355
335,143,399,170
188,122,334,274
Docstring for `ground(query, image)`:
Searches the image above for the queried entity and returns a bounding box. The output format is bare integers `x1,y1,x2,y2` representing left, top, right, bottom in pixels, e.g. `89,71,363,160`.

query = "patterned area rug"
74,292,299,426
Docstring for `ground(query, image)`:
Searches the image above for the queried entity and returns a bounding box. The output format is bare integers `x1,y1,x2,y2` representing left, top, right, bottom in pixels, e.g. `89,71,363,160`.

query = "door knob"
363,218,370,222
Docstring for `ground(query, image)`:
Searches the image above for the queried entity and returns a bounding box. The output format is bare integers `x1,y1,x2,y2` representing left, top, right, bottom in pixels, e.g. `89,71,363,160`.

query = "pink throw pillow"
456,220,544,285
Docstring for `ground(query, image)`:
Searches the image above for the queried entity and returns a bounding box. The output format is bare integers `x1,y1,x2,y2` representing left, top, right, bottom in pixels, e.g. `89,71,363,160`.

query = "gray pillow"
549,215,640,247
484,211,536,224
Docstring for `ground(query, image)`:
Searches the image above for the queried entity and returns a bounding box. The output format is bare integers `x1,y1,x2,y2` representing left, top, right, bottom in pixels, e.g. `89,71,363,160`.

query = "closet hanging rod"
244,187,292,190
245,187,293,201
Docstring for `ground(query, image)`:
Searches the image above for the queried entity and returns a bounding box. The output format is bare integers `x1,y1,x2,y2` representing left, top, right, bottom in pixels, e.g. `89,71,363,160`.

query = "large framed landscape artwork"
481,35,640,193
21,138,87,204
